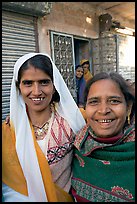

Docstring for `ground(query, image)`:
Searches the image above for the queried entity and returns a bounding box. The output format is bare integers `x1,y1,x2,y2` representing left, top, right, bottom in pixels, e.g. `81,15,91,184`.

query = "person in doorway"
126,79,135,97
75,65,86,107
71,72,135,202
75,64,87,120
126,78,132,86
2,53,86,202
126,80,135,124
80,59,93,83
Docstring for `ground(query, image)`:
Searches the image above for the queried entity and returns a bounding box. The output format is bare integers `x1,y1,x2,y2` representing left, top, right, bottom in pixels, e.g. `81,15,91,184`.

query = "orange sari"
2,122,73,202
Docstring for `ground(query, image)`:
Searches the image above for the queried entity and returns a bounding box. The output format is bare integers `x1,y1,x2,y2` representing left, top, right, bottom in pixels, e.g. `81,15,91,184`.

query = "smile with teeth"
31,98,45,101
97,119,114,123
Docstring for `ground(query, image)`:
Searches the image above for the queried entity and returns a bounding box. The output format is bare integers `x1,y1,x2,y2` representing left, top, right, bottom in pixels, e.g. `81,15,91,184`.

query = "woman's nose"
32,83,42,95
98,102,111,114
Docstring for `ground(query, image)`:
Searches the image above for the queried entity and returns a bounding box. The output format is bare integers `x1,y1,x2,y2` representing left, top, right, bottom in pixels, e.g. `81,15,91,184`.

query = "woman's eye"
109,99,121,104
88,100,98,105
40,79,52,85
22,80,32,86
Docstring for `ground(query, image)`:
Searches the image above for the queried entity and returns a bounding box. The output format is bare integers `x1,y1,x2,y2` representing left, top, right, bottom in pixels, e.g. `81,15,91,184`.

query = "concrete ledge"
2,2,52,17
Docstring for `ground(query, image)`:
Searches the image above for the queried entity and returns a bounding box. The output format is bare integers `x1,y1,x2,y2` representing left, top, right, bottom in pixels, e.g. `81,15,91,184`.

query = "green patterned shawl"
71,124,135,202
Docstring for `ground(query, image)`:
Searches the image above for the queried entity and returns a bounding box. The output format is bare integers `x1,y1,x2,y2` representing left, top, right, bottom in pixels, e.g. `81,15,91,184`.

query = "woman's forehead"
20,66,50,79
76,67,83,71
89,79,123,95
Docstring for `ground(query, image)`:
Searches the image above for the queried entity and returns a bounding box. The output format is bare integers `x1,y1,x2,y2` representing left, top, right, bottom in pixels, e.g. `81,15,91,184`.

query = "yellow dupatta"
84,70,93,83
2,122,73,202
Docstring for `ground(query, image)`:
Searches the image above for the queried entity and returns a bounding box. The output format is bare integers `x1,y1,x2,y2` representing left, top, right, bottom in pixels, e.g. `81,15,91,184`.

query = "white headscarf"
10,53,86,201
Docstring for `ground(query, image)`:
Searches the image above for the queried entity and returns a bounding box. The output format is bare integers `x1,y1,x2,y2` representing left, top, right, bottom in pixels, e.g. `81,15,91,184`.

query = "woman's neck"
27,106,52,127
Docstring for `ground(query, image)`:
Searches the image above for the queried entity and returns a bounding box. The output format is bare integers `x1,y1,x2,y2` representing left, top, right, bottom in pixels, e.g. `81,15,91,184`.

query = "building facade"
2,2,135,121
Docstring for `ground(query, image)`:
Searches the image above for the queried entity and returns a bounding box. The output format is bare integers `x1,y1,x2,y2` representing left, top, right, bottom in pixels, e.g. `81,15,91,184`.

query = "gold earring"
127,114,130,125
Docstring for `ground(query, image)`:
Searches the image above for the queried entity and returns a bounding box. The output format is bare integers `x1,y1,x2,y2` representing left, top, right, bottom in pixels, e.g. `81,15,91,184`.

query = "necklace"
32,104,55,140
33,121,50,140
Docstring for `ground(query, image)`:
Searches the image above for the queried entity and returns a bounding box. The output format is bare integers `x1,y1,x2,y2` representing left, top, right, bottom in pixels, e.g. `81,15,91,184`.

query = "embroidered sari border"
72,177,134,202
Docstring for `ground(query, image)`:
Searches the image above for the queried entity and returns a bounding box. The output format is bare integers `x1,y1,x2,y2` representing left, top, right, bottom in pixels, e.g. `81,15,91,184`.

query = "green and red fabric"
71,124,135,202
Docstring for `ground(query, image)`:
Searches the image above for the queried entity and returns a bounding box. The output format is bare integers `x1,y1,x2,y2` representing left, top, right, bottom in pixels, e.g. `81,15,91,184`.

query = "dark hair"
16,54,60,103
82,61,89,66
75,64,82,70
84,72,135,125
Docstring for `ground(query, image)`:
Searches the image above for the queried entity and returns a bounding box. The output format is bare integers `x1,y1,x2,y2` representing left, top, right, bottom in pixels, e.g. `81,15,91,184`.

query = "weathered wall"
37,2,99,54
37,2,135,82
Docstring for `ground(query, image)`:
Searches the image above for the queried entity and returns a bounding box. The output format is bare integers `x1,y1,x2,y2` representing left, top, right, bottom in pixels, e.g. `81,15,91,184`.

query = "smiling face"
82,63,90,75
76,67,84,79
19,65,55,114
85,79,130,138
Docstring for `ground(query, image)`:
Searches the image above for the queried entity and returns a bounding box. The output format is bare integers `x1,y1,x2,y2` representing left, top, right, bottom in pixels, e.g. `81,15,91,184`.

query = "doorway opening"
74,38,92,73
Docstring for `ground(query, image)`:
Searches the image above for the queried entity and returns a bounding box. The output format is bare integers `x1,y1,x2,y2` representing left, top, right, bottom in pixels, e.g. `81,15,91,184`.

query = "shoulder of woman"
53,111,74,142
2,121,11,133
55,111,71,128
74,124,89,150
2,121,14,142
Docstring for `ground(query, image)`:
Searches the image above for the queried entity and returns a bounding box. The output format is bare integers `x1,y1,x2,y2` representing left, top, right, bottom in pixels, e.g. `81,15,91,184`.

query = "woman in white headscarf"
2,53,86,202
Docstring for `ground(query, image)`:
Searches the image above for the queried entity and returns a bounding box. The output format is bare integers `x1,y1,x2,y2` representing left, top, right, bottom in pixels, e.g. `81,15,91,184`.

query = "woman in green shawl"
71,72,135,202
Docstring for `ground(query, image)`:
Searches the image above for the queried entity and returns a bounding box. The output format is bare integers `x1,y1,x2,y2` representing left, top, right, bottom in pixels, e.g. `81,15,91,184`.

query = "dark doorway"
74,38,92,72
